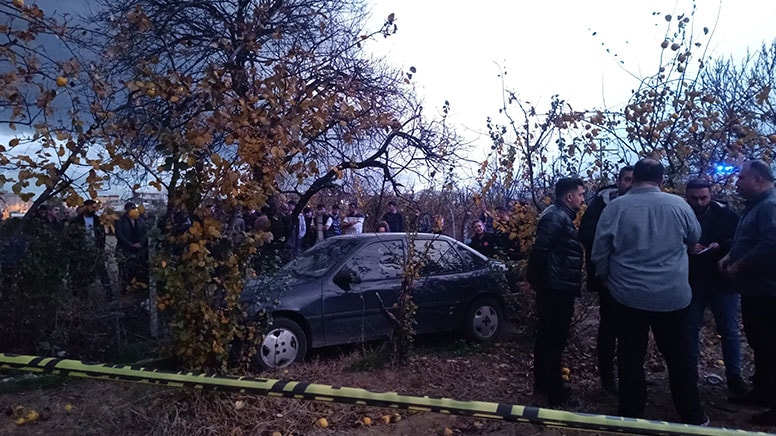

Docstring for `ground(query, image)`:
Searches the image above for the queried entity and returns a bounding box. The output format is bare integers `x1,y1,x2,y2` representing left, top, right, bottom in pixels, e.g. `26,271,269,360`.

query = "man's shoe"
751,409,776,426
729,390,772,407
728,375,749,396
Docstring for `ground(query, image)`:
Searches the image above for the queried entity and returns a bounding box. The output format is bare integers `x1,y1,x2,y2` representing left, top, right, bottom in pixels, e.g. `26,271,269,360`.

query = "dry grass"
0,293,764,435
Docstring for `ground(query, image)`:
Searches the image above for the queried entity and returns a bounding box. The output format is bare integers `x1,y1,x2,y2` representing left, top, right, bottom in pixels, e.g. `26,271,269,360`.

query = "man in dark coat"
719,160,776,426
381,201,404,233
468,219,495,257
69,199,113,299
527,177,585,407
684,178,746,395
578,165,633,394
115,202,148,293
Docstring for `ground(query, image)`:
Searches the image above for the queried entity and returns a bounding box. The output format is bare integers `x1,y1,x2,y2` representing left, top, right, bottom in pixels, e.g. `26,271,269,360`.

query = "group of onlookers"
28,200,149,300
526,158,776,427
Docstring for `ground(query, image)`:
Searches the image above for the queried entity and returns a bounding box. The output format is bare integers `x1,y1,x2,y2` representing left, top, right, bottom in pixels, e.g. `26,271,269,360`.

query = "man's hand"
690,243,704,254
718,254,739,276
717,254,729,273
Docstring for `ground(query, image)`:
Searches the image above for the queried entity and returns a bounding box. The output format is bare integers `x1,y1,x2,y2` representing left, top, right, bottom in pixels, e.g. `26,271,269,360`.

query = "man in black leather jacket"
579,165,633,394
527,177,585,407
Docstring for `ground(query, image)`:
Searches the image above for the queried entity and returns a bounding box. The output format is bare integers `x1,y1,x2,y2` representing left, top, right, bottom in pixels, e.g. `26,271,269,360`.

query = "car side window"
341,240,404,282
413,239,464,276
456,243,488,270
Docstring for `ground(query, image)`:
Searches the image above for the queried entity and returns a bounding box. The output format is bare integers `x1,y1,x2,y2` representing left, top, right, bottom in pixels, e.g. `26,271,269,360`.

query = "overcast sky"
4,0,775,197
366,0,776,144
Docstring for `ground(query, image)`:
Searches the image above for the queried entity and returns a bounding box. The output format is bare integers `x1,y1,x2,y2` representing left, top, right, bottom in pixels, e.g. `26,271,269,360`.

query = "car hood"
239,270,321,318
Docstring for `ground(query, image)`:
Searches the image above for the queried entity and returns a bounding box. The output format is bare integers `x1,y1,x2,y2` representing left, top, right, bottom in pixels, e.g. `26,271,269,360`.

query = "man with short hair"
341,202,364,235
313,204,332,244
115,202,148,292
579,165,634,394
286,199,306,251
382,201,404,233
684,178,746,395
592,159,707,425
719,160,776,425
468,219,495,257
328,204,342,237
493,205,521,260
69,199,113,300
526,177,585,407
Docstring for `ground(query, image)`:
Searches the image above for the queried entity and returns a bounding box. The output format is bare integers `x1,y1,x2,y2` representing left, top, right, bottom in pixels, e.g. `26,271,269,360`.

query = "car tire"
465,297,503,342
256,318,308,370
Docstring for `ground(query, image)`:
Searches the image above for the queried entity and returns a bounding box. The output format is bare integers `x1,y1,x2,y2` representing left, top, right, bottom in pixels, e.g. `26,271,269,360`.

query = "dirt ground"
1,294,774,435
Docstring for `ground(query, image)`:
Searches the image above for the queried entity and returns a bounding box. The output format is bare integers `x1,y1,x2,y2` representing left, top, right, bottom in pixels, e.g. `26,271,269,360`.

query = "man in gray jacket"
719,160,776,426
592,159,707,425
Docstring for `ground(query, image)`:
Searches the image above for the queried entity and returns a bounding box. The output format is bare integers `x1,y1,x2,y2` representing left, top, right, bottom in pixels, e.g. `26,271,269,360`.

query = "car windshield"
282,238,362,277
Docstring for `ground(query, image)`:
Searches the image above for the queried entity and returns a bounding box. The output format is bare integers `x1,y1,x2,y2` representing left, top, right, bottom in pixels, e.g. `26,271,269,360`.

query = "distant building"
97,194,124,212
131,191,167,213
0,192,32,219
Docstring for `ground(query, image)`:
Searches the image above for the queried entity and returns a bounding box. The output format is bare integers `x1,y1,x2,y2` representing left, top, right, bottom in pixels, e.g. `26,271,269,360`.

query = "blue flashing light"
713,163,736,175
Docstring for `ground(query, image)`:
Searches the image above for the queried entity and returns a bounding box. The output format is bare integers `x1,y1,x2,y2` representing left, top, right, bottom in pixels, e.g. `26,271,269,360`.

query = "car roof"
327,233,459,242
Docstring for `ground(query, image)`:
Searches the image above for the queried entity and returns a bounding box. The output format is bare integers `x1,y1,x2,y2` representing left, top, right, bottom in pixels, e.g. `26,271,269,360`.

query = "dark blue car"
241,233,510,369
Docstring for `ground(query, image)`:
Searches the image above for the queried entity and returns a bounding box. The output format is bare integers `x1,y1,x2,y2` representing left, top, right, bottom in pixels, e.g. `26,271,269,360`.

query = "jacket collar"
553,201,577,220
627,185,661,194
745,187,776,208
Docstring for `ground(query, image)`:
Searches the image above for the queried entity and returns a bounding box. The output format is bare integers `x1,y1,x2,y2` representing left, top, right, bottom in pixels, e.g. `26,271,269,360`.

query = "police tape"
0,354,770,436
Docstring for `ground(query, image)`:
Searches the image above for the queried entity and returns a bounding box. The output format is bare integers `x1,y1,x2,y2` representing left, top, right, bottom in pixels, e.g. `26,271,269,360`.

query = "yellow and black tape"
0,353,770,436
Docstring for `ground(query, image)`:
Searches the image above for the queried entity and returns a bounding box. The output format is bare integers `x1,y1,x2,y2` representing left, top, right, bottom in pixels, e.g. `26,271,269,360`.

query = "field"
1,293,771,435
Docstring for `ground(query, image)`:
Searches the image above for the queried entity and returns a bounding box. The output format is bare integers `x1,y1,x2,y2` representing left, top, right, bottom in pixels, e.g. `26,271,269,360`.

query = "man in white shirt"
341,202,364,235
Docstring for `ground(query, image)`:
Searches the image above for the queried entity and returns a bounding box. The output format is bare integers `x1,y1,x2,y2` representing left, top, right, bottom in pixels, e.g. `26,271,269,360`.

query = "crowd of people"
525,158,776,427
12,158,776,427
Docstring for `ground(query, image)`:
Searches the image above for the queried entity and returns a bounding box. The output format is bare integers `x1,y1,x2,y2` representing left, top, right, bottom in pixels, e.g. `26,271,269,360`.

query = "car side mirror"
333,268,360,291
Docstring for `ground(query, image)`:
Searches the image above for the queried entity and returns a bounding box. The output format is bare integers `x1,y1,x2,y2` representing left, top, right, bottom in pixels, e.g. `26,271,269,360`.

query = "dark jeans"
597,287,617,380
686,289,741,379
741,295,776,405
534,289,575,397
614,299,705,424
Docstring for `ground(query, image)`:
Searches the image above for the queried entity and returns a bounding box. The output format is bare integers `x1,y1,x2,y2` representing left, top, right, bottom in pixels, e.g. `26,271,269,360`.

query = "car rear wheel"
465,298,503,342
256,318,308,370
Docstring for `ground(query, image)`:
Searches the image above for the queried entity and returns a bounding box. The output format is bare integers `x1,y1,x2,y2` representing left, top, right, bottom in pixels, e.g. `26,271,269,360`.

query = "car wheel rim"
260,327,299,369
472,305,498,339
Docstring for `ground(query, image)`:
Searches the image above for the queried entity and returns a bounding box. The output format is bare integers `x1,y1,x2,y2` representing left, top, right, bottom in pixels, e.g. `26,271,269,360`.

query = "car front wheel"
465,297,503,342
256,318,308,370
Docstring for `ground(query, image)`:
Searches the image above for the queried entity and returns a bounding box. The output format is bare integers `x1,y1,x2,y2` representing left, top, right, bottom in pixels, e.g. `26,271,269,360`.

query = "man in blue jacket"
527,177,585,407
719,160,776,426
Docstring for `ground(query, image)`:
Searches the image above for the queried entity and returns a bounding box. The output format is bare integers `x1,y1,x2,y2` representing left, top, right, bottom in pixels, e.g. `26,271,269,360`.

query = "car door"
321,238,405,346
411,237,470,334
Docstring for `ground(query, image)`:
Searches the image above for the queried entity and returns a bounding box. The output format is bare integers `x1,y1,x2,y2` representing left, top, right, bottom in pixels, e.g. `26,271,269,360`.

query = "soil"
1,294,774,435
